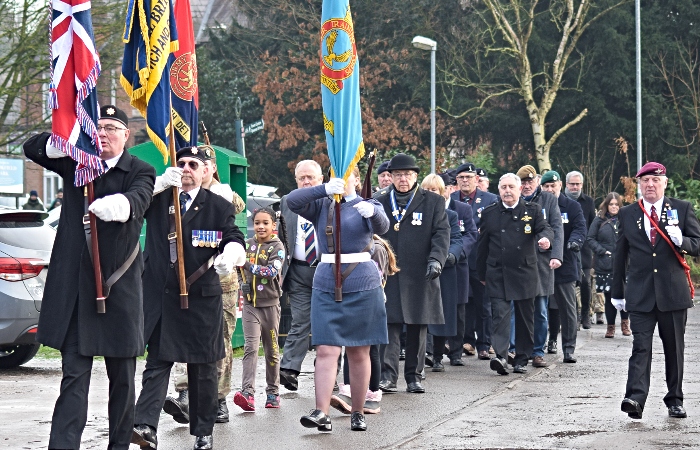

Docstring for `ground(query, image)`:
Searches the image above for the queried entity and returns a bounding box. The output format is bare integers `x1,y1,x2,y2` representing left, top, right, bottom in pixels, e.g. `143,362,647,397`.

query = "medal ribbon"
390,187,418,226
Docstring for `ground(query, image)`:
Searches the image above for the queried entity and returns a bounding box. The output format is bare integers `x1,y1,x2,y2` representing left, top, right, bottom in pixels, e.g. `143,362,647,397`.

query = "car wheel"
0,343,41,369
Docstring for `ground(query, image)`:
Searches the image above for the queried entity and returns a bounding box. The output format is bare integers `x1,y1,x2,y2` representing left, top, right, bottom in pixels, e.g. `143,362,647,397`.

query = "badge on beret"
106,107,115,116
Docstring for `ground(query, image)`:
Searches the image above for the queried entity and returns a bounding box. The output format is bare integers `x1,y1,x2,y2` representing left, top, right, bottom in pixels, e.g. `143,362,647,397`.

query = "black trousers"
381,323,427,384
464,269,492,352
604,291,629,324
134,354,218,436
434,304,466,361
625,307,687,409
48,317,136,450
579,268,592,319
491,297,534,367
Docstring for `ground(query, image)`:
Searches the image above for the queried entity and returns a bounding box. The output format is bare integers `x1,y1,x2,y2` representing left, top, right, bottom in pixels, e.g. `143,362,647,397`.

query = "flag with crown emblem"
170,0,198,148
320,0,364,185
48,0,104,186
121,0,179,163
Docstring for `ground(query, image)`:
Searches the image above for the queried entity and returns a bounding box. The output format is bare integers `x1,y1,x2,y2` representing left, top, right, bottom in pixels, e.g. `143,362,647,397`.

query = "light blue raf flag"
320,0,365,186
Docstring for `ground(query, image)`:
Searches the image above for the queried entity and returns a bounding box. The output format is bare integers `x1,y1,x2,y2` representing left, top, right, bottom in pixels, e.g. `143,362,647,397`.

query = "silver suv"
0,209,54,369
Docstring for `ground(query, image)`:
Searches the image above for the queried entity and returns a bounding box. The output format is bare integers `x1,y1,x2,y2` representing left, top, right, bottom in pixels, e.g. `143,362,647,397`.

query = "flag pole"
360,150,376,199
86,184,106,313
169,112,189,308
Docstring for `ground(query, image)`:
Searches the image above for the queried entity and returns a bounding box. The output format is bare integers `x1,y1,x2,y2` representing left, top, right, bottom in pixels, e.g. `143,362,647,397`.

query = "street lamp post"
412,36,437,174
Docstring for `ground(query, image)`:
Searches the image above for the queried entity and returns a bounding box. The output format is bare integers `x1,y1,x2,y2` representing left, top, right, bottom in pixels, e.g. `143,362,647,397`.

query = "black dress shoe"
379,380,398,393
547,340,557,354
300,409,332,431
193,435,213,450
478,350,490,360
215,398,229,423
399,348,406,360
432,360,445,372
406,381,425,393
450,358,465,366
163,390,189,424
512,364,528,374
131,424,157,449
668,405,687,418
563,353,577,363
621,398,643,419
489,357,508,375
350,411,367,431
280,369,299,391
424,353,434,367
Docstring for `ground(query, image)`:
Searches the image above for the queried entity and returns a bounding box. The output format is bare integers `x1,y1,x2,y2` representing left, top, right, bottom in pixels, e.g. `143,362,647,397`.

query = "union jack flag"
48,0,104,186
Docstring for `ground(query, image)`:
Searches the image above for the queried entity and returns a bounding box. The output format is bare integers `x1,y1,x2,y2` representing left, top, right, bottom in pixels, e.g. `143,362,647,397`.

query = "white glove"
153,167,183,195
88,194,131,222
46,141,67,159
214,242,245,275
666,225,683,247
612,298,626,312
325,178,346,196
354,201,375,218
209,182,234,203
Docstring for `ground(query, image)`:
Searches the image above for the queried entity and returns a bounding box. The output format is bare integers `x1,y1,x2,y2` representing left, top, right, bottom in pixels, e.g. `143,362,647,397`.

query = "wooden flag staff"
168,120,188,309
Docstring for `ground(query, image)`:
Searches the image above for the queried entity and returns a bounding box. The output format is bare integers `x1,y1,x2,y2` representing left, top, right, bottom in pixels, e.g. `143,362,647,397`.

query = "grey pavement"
2,304,700,449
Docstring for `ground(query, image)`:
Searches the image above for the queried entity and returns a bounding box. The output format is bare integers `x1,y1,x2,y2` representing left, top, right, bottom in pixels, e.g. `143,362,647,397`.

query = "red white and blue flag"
48,0,104,186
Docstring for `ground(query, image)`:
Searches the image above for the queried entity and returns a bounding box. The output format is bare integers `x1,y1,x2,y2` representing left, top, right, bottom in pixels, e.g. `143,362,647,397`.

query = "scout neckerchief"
390,186,418,231
638,199,694,298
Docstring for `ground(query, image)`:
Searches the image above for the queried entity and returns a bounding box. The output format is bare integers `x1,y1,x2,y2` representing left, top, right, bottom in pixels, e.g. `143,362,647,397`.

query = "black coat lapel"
182,189,206,226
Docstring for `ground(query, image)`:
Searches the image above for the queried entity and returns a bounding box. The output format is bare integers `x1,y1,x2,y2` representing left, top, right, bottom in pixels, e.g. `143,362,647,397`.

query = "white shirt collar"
102,152,123,170
344,192,357,202
444,197,450,209
503,200,519,209
643,197,664,213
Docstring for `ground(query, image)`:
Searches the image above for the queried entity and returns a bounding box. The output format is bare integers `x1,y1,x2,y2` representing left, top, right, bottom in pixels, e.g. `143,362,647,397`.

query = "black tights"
548,308,560,342
343,345,380,391
604,291,629,324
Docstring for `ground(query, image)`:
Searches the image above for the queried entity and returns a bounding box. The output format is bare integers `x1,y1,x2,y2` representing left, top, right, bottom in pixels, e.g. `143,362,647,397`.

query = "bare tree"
442,0,629,172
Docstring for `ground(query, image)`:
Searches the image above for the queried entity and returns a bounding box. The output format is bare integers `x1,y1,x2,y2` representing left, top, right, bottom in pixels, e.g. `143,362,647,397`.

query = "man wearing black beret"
132,147,246,450
23,104,156,449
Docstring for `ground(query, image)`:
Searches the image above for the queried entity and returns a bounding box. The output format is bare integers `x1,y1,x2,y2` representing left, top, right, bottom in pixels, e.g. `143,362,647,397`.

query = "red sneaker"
233,391,255,412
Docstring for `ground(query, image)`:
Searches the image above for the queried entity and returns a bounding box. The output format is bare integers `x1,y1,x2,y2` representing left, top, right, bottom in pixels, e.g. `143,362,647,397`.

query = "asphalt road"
3,304,700,449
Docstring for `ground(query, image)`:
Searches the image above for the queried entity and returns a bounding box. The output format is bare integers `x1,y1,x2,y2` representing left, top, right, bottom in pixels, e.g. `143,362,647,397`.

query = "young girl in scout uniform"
233,207,286,411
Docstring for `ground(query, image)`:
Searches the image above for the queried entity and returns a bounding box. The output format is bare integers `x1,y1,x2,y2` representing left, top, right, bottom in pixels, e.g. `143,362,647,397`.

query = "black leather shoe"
399,348,406,360
300,409,332,431
424,353,434,367
216,398,229,423
131,424,157,449
450,358,465,366
512,364,528,374
280,369,299,391
668,405,687,418
490,357,508,375
621,398,643,419
547,340,557,354
563,353,577,363
432,360,445,372
350,411,367,431
406,381,425,393
379,380,398,393
163,390,189,424
193,435,213,450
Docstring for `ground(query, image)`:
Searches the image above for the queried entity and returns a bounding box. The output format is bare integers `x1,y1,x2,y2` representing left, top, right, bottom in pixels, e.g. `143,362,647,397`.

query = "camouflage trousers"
173,273,239,399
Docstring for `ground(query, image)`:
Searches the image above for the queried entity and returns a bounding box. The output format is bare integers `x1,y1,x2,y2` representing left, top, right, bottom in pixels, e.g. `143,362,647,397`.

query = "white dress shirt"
179,186,200,212
642,198,664,241
293,217,318,261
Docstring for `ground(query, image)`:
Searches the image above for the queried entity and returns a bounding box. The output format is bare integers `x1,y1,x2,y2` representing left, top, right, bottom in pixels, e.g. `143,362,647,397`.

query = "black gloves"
446,253,456,267
241,283,251,295
567,241,581,252
425,259,442,281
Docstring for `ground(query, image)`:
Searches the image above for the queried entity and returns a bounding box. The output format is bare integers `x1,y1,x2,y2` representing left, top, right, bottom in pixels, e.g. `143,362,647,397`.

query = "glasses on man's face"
177,160,200,170
391,172,415,179
567,182,582,187
97,125,127,135
296,175,317,182
456,175,475,181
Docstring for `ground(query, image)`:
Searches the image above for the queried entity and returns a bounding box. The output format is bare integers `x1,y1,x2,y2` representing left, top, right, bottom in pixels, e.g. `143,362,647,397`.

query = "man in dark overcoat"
450,163,498,359
23,105,155,450
515,165,563,360
132,147,245,450
376,153,450,394
540,171,587,365
477,173,554,375
613,162,700,420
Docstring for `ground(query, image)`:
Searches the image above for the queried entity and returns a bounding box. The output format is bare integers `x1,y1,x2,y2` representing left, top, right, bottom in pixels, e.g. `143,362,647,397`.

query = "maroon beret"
635,162,666,178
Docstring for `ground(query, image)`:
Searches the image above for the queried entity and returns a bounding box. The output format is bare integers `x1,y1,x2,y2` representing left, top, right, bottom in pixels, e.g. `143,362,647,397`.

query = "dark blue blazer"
450,188,498,269
448,197,478,303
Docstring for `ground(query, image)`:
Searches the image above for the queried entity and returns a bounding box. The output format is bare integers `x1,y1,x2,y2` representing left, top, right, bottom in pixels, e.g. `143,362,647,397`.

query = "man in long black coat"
613,162,700,420
477,173,553,375
376,153,450,394
23,105,155,450
132,147,245,450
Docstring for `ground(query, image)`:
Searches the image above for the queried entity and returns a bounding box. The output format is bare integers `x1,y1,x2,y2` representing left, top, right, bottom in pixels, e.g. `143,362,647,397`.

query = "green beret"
540,170,561,185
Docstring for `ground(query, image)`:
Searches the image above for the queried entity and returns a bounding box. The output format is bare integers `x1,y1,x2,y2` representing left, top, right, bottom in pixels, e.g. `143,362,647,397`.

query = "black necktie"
179,191,190,216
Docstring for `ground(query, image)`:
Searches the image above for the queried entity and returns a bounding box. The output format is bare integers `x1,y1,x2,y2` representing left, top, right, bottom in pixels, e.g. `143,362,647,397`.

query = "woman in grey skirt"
286,167,389,432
